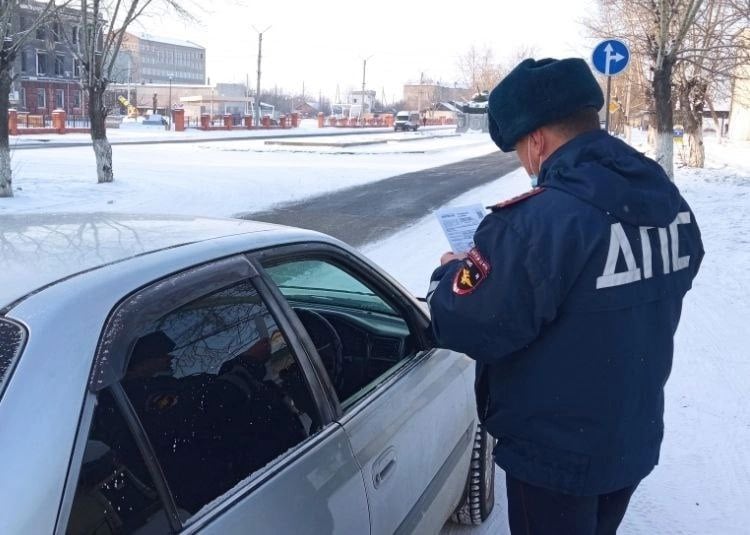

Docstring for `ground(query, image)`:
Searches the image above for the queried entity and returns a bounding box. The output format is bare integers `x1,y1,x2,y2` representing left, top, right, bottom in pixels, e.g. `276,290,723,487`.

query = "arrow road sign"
592,39,630,77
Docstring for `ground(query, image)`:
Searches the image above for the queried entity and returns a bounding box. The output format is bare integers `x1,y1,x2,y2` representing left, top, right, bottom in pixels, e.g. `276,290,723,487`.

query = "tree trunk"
0,68,13,198
681,105,705,168
89,86,113,183
652,59,675,179
679,79,706,168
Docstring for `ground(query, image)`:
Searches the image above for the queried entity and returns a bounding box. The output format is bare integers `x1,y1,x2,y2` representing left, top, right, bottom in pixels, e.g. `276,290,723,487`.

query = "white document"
435,204,486,253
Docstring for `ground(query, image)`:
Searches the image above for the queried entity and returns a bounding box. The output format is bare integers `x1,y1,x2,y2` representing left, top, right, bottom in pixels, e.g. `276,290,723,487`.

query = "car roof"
0,213,292,309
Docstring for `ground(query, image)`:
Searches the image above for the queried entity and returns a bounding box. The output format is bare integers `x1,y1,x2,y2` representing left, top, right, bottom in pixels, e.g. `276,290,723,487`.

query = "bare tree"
675,0,750,167
0,0,60,198
66,0,191,184
456,45,503,94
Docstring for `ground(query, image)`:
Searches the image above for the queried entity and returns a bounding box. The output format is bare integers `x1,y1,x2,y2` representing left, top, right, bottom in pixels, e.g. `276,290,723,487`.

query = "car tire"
450,423,496,525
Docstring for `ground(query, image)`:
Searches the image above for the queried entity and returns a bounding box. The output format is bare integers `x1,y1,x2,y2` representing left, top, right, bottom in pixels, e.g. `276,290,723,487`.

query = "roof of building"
130,32,205,50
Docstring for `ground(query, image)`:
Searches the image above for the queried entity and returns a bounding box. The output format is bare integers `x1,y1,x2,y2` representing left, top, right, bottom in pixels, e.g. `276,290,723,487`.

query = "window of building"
73,59,81,78
36,88,46,111
36,52,47,75
19,88,26,109
72,90,81,110
55,89,64,109
115,279,318,516
20,49,28,72
55,55,65,76
19,15,29,31
71,26,79,44
65,389,170,534
51,22,61,42
36,25,46,40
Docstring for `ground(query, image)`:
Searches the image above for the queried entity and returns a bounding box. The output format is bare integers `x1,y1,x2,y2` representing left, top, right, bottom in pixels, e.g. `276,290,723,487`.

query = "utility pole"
253,26,271,127
417,71,424,113
361,55,372,123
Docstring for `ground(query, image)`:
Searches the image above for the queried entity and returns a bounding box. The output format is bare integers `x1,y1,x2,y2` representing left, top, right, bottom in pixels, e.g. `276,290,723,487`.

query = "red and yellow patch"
146,393,179,412
452,248,491,295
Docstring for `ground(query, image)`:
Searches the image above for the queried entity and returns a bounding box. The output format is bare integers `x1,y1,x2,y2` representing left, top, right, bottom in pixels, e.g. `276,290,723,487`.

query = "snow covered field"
2,130,747,533
1,131,496,216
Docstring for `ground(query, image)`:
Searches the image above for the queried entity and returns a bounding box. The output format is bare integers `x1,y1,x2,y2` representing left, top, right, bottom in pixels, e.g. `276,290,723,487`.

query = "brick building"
9,2,88,115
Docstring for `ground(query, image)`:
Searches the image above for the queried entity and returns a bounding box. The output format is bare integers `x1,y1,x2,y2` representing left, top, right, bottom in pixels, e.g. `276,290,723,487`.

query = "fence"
15,113,92,129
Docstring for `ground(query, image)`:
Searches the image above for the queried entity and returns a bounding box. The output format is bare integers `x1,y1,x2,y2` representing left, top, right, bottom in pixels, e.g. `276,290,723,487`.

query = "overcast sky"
137,0,599,103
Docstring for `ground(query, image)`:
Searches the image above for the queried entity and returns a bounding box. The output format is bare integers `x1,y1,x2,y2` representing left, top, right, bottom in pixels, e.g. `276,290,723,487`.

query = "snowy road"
243,150,517,247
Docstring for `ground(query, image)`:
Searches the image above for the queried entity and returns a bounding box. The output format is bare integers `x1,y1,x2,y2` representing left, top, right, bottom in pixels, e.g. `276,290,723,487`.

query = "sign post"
591,39,630,133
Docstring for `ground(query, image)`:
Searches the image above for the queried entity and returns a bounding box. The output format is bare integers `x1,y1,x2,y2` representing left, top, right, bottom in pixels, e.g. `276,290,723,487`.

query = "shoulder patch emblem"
452,248,491,295
146,393,179,412
488,187,545,212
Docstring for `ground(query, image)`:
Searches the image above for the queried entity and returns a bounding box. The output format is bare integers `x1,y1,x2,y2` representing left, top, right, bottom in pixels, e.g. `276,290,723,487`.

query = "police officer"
427,58,704,534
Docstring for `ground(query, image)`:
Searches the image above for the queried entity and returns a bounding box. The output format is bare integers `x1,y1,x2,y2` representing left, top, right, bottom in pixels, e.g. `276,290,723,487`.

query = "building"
294,101,320,118
346,90,377,115
8,2,88,115
403,83,471,112
118,32,206,86
106,82,253,123
728,50,750,141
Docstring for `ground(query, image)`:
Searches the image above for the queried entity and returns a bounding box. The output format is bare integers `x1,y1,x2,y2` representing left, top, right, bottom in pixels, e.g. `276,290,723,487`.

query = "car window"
66,389,171,535
266,260,396,315
0,319,26,399
264,259,419,407
74,279,320,525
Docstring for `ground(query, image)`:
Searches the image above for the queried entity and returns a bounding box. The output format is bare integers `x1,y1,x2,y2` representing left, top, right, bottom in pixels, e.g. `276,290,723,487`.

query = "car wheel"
450,423,496,525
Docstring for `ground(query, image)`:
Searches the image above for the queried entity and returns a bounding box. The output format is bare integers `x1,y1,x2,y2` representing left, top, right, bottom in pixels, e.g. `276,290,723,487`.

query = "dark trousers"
506,474,639,535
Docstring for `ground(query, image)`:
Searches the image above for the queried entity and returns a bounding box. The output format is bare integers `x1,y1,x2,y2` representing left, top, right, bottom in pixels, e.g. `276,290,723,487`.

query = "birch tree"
0,0,59,197
66,0,191,184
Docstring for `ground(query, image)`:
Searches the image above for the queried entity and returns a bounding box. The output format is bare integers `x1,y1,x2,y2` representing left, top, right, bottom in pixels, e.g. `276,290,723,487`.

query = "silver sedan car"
0,213,495,534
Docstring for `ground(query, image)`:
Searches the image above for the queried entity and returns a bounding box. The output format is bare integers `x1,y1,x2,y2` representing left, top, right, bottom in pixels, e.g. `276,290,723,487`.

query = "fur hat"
488,58,604,152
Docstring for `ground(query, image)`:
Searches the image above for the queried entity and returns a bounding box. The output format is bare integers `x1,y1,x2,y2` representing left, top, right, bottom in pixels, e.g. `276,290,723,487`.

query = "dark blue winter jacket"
428,129,704,496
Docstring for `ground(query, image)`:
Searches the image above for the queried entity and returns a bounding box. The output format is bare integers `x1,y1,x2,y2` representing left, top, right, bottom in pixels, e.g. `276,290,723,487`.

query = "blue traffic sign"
592,39,630,76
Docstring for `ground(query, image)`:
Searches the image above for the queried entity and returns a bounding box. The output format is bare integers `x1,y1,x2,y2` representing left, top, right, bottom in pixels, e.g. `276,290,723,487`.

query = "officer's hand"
440,251,467,265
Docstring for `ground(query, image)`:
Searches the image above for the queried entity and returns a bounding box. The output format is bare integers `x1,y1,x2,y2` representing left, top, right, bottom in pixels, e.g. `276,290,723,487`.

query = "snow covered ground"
2,128,747,533
1,131,496,216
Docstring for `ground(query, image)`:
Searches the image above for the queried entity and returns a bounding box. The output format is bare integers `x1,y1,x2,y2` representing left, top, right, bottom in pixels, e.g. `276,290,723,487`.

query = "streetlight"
361,55,373,123
167,73,173,130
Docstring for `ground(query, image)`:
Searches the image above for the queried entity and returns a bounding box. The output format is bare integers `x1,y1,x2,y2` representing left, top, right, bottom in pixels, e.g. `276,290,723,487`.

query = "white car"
0,213,495,534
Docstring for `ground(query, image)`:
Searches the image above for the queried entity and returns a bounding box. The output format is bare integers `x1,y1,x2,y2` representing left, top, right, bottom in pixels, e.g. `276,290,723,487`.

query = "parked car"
0,213,495,534
394,110,421,131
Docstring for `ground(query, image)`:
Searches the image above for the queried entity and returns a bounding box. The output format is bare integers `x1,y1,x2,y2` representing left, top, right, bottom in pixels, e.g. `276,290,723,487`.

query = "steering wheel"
293,308,345,392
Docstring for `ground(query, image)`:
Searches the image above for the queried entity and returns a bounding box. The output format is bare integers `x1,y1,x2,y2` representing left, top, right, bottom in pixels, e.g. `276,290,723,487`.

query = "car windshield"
0,319,27,399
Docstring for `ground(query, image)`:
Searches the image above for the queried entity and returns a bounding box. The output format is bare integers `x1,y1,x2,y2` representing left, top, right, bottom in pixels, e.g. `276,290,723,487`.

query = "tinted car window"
0,319,26,398
67,389,170,535
121,280,318,516
265,259,417,405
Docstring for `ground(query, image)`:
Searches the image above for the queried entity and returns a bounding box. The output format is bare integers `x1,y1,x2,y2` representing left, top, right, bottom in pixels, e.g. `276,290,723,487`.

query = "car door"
57,255,369,535
253,244,476,535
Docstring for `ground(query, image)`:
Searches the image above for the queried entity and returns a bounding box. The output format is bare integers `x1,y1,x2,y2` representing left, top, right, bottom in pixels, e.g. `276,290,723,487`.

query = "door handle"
372,446,397,489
